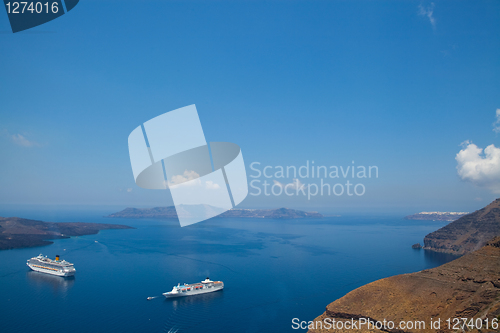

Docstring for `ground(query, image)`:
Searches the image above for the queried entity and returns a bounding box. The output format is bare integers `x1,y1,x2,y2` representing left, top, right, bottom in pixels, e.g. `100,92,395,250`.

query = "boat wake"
146,296,161,301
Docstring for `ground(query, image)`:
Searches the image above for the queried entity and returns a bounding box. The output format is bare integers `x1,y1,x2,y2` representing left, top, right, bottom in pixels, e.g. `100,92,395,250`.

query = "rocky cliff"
308,237,500,333
423,198,500,255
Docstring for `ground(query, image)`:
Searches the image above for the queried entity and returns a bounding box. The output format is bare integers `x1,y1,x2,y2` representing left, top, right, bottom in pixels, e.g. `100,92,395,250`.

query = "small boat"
147,297,154,301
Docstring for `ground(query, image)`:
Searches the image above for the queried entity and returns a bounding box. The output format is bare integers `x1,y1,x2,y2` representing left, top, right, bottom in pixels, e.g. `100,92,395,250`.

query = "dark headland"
106,206,323,219
0,217,134,250
423,198,500,255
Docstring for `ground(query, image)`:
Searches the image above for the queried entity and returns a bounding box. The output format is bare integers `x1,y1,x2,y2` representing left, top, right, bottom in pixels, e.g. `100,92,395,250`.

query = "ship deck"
30,258,74,267
183,281,222,287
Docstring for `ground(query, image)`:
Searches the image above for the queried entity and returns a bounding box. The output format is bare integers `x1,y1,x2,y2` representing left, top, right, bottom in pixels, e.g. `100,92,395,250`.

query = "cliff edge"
308,237,500,333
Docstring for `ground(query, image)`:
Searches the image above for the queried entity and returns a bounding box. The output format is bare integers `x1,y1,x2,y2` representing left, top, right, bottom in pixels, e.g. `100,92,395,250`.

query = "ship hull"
163,284,223,298
27,264,75,277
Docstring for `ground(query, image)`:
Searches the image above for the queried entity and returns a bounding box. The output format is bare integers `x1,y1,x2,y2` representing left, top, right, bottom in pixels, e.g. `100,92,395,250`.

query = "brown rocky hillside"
308,237,500,333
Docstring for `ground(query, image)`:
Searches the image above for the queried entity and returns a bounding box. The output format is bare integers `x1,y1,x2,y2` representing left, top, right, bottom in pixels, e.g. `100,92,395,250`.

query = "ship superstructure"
27,254,76,277
163,277,223,298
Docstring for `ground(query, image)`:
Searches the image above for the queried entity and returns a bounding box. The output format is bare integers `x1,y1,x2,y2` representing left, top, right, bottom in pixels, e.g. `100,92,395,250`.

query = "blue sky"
1,0,499,214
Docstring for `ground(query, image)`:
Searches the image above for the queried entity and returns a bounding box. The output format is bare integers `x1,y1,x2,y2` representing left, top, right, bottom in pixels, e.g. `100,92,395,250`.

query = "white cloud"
273,178,305,190
126,188,133,193
166,170,201,188
493,109,500,133
456,141,500,193
10,133,40,147
418,3,436,29
205,180,220,190
166,171,223,190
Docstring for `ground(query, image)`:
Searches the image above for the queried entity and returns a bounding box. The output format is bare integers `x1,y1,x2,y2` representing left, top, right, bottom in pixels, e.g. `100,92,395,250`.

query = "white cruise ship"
27,254,76,277
163,277,223,298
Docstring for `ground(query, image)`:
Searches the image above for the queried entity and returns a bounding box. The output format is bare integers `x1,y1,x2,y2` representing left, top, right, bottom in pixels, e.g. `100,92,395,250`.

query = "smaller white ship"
163,277,223,298
27,254,76,277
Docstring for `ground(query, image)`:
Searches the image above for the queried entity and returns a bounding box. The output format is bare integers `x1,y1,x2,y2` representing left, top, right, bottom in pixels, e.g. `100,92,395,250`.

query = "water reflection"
163,291,224,332
167,290,224,309
26,270,75,296
423,249,460,266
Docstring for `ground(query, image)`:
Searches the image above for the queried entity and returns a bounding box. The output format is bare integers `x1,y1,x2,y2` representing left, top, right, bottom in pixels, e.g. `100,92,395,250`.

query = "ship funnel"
55,255,60,261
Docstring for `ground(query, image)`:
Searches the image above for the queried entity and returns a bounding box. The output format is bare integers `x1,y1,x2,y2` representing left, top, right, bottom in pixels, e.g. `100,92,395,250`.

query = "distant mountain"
220,207,323,219
404,211,468,221
308,236,500,333
106,206,323,219
0,217,134,250
423,198,500,255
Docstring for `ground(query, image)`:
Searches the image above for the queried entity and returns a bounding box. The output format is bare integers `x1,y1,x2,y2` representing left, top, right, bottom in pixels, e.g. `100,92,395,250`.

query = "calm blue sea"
0,206,457,333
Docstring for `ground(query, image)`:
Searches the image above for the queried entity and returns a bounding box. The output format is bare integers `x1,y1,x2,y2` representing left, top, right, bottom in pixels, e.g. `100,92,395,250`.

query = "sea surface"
0,206,457,333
